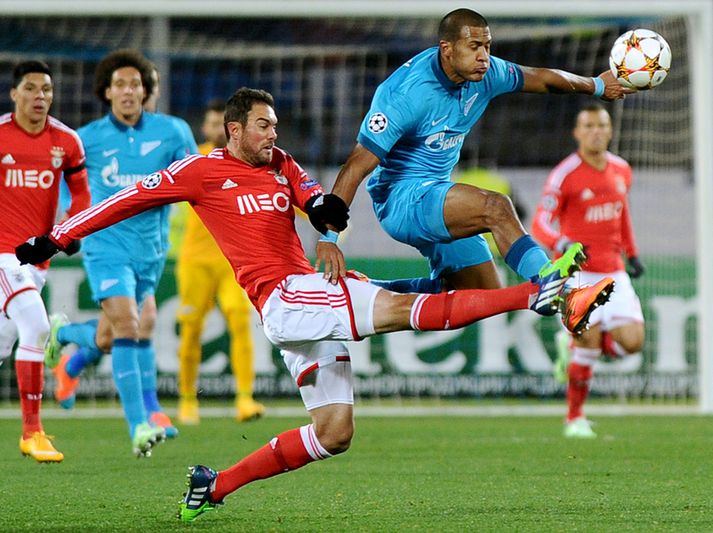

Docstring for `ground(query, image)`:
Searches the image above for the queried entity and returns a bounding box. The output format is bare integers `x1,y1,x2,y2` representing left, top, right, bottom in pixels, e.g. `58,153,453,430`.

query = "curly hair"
93,49,155,105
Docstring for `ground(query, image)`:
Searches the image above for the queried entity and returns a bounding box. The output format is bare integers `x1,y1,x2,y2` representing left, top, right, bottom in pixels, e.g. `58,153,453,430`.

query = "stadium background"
0,13,697,402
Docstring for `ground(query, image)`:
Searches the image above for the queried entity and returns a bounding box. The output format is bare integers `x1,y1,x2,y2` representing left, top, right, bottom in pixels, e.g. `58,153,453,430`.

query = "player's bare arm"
519,66,634,101
331,143,380,206
310,143,380,281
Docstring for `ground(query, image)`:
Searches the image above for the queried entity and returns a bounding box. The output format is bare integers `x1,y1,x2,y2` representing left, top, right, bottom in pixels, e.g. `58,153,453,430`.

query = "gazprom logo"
101,157,145,187
424,132,465,151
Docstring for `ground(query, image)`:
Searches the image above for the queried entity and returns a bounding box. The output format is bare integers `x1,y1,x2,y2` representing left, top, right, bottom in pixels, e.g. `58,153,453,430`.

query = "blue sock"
111,338,146,438
57,319,99,348
66,345,103,378
136,340,162,414
369,277,442,294
504,235,550,280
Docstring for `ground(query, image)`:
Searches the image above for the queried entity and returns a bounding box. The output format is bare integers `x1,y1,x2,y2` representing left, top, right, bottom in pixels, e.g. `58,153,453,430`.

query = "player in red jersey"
16,88,612,520
0,60,90,462
531,104,645,438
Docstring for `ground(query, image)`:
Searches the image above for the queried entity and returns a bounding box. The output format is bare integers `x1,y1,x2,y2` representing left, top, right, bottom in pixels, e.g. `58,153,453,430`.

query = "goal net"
0,3,709,410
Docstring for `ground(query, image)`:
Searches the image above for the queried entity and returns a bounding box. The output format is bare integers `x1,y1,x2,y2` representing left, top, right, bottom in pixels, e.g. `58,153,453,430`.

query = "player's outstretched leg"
559,277,615,336
178,465,223,522
45,313,68,369
530,243,586,316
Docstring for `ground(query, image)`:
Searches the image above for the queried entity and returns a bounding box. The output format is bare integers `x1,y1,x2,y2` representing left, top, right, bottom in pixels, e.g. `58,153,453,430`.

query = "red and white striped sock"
212,424,331,502
410,284,535,331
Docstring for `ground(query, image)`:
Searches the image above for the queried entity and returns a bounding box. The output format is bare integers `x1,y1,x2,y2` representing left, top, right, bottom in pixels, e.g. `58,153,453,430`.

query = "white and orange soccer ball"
609,29,672,90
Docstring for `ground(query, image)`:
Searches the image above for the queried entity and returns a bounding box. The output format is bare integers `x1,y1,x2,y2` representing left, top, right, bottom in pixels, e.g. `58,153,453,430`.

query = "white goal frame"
2,0,712,412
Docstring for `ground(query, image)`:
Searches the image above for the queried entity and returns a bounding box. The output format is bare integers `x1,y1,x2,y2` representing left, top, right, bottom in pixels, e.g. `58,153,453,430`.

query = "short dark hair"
93,49,155,105
580,103,608,114
13,60,52,88
205,98,225,115
438,9,489,42
224,88,274,136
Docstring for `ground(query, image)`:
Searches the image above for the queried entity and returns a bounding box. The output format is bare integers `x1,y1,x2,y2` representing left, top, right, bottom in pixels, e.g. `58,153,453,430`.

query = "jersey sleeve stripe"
52,186,139,241
545,153,581,191
166,154,202,175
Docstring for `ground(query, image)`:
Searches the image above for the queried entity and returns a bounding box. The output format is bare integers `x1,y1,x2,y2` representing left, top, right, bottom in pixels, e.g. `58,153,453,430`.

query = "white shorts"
261,273,381,410
0,253,46,315
567,270,643,331
0,254,47,358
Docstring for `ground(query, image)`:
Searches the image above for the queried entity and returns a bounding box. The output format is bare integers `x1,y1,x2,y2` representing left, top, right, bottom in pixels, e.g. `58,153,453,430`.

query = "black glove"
304,194,349,235
64,240,81,256
15,235,60,265
627,256,645,279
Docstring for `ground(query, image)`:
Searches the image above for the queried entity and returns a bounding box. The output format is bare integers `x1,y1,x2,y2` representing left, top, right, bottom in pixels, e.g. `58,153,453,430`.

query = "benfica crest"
50,146,65,169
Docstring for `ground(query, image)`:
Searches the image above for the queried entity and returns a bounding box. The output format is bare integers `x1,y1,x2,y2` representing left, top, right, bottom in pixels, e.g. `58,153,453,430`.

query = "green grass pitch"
2,413,711,532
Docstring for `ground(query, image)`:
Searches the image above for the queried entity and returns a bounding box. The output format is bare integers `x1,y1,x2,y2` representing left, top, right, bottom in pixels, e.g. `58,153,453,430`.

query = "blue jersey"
78,112,190,262
359,47,523,203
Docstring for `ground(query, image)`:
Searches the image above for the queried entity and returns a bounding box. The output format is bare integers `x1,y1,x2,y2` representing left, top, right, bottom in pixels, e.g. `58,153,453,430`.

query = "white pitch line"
0,404,699,420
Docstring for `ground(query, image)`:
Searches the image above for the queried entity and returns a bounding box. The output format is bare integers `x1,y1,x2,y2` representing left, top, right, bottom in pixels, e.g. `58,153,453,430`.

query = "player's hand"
627,256,645,278
64,240,81,256
15,235,60,265
305,194,350,235
315,241,346,285
597,70,637,101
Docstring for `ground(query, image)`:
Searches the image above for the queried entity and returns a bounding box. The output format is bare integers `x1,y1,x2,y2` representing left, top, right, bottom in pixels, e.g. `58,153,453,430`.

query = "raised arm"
520,67,634,101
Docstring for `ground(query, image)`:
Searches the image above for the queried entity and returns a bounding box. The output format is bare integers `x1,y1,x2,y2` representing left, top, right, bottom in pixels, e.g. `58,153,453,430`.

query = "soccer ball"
609,29,672,90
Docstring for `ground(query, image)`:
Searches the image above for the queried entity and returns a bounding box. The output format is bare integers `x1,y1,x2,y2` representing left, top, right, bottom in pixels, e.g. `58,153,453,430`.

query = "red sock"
566,362,592,422
15,360,44,438
212,426,321,502
411,283,535,331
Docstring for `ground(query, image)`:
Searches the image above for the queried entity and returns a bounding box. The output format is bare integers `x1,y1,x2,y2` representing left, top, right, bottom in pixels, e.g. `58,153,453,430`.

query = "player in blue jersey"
314,9,632,297
46,49,192,456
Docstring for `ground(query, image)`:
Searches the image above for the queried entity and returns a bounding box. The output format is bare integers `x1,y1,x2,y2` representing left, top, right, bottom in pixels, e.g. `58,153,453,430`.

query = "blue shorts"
83,257,163,304
371,179,492,278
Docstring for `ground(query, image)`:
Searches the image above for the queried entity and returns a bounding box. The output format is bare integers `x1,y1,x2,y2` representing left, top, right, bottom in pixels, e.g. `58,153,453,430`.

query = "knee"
95,329,113,353
315,418,354,456
110,315,140,340
482,191,517,227
616,328,645,354
177,315,204,338
138,300,157,338
224,310,250,336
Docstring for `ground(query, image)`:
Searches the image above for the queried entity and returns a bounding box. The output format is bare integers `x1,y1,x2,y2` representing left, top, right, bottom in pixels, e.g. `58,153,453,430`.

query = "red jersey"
0,113,90,268
52,147,323,311
531,151,638,273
